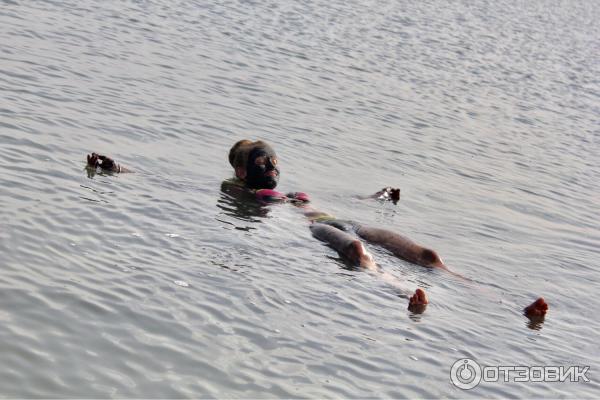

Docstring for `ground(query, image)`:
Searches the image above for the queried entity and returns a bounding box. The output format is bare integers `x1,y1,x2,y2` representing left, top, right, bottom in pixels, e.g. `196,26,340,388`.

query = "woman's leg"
310,223,375,269
310,222,429,312
353,224,446,269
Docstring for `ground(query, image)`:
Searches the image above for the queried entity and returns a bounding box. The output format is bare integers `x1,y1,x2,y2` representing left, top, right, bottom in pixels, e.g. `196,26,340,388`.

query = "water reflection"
328,254,363,273
526,315,546,331
86,166,97,179
408,310,426,322
85,166,118,179
217,179,270,223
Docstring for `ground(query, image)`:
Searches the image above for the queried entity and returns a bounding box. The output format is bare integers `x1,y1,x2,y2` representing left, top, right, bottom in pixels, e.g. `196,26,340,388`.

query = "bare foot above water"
524,297,548,318
408,288,428,314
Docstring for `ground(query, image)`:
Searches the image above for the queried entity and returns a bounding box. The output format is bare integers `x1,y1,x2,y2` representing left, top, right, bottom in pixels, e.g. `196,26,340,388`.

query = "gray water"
1,0,599,398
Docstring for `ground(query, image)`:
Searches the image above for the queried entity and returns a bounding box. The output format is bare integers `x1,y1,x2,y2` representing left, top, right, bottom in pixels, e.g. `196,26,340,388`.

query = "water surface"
1,0,599,398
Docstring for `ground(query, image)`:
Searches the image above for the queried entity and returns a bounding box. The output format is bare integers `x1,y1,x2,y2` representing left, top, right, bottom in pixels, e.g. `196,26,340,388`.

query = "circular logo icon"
450,358,482,390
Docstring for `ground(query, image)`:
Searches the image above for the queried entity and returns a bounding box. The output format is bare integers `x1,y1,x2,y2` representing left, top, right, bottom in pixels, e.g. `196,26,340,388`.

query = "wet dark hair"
228,140,274,169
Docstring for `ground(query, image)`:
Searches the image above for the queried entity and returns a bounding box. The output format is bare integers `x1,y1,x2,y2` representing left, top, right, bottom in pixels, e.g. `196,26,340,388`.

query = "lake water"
1,0,599,398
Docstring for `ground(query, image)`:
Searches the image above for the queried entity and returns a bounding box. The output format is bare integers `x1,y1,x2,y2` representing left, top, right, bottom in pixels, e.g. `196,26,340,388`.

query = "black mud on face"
245,146,279,189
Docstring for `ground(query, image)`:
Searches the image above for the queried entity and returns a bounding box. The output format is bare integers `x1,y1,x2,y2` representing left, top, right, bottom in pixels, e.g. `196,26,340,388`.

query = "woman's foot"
524,297,548,318
408,288,428,313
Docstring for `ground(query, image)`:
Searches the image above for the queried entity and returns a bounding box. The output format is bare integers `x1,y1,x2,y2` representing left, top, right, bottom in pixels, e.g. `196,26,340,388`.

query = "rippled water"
1,0,599,398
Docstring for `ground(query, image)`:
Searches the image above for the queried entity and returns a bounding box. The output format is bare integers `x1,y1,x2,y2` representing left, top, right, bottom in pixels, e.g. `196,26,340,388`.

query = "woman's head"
229,140,280,189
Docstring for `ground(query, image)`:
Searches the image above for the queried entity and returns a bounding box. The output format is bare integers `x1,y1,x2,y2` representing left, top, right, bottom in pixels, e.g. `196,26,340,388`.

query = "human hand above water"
86,153,131,173
372,187,401,204
87,153,114,169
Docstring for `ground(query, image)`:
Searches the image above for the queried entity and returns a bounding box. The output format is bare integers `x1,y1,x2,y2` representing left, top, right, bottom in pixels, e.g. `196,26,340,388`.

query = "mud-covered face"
246,146,279,189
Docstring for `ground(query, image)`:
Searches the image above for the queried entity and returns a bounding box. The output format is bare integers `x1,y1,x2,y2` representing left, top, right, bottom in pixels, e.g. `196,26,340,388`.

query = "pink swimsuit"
255,189,310,204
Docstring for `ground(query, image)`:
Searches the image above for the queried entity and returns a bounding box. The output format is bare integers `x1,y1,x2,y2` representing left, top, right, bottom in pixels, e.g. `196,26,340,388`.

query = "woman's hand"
87,153,116,170
372,187,401,204
86,153,130,172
